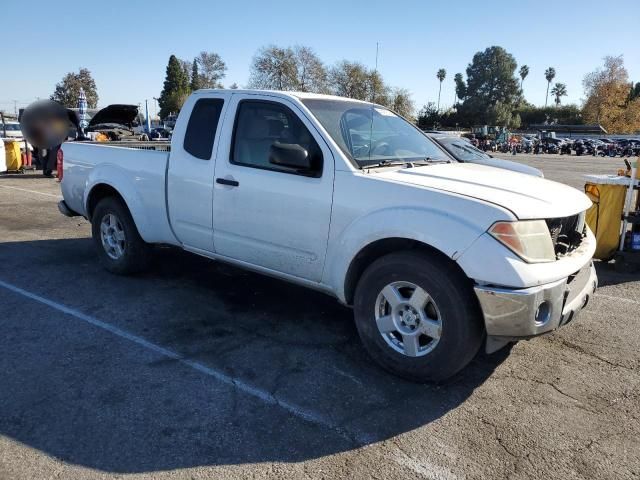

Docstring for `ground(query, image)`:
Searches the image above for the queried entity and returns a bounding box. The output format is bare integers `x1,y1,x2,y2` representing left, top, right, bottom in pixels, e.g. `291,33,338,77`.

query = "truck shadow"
0,238,510,474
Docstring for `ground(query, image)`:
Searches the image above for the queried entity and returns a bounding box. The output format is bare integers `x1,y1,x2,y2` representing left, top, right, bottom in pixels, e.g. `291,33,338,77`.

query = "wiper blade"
406,157,449,167
360,159,412,169
360,157,449,169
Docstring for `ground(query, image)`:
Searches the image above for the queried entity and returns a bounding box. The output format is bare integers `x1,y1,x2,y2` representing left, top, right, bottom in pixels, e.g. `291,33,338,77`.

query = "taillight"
56,148,64,182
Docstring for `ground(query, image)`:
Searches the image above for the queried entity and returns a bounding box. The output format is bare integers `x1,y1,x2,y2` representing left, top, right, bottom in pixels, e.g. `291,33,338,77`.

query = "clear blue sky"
2,0,639,115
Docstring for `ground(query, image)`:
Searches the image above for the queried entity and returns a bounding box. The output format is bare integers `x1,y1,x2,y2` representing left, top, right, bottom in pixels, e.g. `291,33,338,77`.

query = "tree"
51,68,99,108
544,67,556,107
327,61,391,104
328,61,372,100
551,83,567,106
229,83,239,89
519,65,529,92
158,55,190,119
179,59,191,86
190,60,201,91
629,82,640,101
416,102,440,129
457,46,520,126
248,45,298,90
293,46,327,93
389,88,415,119
248,45,327,93
583,55,640,134
197,51,227,88
517,104,583,128
436,68,446,111
454,73,466,102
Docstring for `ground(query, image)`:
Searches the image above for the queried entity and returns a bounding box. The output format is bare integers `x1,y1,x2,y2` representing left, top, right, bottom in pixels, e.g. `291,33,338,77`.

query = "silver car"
430,135,543,177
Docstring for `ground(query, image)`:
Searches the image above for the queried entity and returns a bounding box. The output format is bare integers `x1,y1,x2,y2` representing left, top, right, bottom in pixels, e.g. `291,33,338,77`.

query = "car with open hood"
86,104,143,141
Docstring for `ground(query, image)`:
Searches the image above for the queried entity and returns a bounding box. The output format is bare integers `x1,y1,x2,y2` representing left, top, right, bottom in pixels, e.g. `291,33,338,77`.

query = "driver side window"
231,100,323,177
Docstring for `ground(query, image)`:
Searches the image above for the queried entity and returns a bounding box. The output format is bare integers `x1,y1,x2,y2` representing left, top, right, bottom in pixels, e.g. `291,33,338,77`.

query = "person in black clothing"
41,144,60,177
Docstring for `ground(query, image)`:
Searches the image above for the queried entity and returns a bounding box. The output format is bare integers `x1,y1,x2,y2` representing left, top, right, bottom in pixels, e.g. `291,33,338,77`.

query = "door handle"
216,178,239,187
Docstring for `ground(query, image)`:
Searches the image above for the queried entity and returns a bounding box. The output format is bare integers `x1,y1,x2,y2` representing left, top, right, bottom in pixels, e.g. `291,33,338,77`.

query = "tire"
353,251,484,383
91,197,151,274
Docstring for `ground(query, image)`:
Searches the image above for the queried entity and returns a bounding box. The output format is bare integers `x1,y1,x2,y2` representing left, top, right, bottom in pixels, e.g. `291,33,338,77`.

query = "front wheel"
354,251,484,382
91,197,151,274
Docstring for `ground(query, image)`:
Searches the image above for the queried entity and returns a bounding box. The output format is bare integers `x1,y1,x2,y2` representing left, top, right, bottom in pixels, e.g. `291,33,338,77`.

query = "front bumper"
474,261,597,352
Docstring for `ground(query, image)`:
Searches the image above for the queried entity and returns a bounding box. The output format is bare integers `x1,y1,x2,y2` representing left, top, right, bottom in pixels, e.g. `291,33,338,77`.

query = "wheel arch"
86,183,127,221
343,237,472,306
83,174,155,242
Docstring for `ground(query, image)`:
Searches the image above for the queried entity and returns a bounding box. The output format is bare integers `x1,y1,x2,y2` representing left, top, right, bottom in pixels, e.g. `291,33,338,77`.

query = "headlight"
489,220,556,263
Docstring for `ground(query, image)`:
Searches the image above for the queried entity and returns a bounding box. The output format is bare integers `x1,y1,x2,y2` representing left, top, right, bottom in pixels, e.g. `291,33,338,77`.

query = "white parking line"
0,278,359,444
595,293,640,306
0,184,62,199
0,277,454,476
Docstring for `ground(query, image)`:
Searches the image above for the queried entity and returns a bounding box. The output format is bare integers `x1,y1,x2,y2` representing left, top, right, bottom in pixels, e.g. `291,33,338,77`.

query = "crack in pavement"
558,338,637,372
480,418,518,460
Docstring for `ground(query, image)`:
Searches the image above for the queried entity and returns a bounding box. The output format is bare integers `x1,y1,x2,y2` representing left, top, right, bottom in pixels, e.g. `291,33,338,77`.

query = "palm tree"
544,67,556,107
436,68,446,111
453,72,463,105
551,83,567,106
519,65,529,93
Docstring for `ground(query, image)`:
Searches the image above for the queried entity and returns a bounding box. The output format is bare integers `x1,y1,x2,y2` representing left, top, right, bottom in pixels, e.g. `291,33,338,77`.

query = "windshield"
436,137,491,161
301,99,450,167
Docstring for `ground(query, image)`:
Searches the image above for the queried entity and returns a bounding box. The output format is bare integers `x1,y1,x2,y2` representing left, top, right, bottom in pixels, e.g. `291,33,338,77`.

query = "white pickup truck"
58,89,597,382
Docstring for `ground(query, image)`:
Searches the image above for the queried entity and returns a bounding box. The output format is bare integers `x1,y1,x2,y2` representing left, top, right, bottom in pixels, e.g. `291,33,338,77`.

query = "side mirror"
269,142,311,170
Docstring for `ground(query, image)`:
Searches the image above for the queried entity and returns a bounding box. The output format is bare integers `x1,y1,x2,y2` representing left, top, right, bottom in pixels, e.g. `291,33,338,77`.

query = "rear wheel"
354,251,484,382
91,197,151,274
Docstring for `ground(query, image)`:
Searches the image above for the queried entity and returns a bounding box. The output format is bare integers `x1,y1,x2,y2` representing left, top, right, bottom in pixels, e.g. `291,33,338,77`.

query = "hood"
374,162,591,220
88,104,139,128
470,156,543,177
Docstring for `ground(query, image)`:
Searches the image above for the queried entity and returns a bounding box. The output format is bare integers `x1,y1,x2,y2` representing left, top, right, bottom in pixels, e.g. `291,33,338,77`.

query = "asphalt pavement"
0,154,638,479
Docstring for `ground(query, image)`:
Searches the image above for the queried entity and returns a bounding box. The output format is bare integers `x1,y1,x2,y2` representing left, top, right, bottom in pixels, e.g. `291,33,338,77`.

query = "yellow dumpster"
584,175,627,260
4,140,22,172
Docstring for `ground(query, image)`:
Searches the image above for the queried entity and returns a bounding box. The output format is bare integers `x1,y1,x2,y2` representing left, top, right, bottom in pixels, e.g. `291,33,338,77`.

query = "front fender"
323,206,493,303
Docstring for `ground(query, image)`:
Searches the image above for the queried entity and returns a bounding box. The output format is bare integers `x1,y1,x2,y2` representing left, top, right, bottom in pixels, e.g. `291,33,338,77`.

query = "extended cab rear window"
183,98,224,160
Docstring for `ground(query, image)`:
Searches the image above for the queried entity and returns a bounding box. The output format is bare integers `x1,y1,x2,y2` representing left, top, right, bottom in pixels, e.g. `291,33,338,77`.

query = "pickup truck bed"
62,142,177,245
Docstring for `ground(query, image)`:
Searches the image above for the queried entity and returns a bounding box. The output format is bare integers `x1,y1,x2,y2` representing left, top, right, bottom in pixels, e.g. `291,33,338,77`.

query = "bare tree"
179,58,192,86
248,45,328,92
328,61,375,100
248,46,298,90
389,88,415,119
293,46,327,93
197,51,227,88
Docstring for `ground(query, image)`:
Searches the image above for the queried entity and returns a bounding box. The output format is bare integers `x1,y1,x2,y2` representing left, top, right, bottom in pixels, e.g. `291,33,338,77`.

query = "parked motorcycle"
560,142,572,155
545,143,559,154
